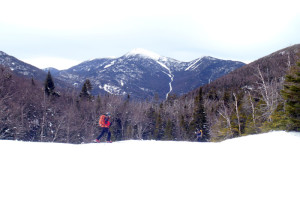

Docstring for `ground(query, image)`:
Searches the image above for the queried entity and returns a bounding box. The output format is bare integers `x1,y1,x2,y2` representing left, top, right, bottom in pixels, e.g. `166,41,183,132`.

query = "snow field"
0,131,300,214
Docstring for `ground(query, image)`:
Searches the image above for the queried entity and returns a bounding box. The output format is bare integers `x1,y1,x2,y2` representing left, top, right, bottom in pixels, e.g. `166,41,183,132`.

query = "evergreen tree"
208,89,218,100
80,79,93,99
164,119,174,140
31,77,35,86
222,90,231,107
85,79,92,91
44,71,55,96
154,113,164,140
112,114,122,141
145,107,156,139
189,88,210,141
261,103,289,132
281,60,300,131
179,115,188,140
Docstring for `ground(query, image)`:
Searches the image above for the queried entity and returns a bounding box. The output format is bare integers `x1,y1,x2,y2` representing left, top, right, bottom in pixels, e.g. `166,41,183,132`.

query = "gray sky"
1,0,299,69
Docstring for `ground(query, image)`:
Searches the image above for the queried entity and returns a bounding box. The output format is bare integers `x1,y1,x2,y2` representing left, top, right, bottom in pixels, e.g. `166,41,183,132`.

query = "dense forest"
1,45,300,143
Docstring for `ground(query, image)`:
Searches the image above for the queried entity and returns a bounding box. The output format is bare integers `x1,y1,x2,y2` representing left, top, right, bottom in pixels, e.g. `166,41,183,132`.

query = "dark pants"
96,128,111,141
197,135,202,142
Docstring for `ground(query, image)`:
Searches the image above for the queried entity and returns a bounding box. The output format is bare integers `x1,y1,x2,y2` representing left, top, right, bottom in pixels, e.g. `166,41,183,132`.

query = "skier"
95,112,112,143
195,129,203,142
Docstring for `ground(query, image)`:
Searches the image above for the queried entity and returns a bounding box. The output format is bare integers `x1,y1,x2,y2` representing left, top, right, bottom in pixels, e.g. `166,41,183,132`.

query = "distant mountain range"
0,49,245,99
52,49,245,99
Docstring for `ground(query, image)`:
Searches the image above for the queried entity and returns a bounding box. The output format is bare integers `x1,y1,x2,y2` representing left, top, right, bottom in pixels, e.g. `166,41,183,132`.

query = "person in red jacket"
95,112,112,143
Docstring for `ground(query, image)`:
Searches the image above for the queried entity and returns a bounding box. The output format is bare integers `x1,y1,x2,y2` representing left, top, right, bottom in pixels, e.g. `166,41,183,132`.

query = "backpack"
99,115,110,128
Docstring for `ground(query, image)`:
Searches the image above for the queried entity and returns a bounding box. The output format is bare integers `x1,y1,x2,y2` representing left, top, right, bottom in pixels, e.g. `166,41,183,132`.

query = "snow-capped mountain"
54,49,245,99
0,49,245,99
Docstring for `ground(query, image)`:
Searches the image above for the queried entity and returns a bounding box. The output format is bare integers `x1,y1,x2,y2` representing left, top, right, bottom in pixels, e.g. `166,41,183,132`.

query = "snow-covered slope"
53,49,245,99
0,51,69,88
0,49,245,99
0,51,46,80
125,48,162,61
0,131,299,214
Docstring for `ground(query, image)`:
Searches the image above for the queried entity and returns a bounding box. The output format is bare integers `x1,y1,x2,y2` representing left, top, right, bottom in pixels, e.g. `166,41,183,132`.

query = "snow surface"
1,131,300,214
125,48,174,100
125,48,161,61
156,60,174,99
99,84,125,95
185,57,203,71
104,60,115,69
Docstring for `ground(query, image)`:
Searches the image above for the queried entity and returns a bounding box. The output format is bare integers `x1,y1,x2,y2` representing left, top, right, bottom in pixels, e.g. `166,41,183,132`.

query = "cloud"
23,57,81,70
1,0,299,68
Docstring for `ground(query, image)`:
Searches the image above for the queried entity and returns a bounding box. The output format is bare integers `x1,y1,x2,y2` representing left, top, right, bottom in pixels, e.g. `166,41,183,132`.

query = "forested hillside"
199,44,300,140
1,45,299,143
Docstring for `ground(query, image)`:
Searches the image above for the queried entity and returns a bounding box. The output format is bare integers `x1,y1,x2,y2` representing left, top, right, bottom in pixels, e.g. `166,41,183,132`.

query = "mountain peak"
125,48,161,60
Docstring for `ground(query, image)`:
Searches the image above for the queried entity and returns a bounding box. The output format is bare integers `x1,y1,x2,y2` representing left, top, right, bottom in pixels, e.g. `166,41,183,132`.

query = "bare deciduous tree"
255,66,283,122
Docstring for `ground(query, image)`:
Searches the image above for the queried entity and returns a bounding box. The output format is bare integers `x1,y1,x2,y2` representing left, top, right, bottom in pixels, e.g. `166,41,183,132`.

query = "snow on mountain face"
0,51,47,81
125,48,161,61
125,48,175,99
125,49,175,99
0,49,245,99
0,51,71,89
185,57,203,71
51,49,245,99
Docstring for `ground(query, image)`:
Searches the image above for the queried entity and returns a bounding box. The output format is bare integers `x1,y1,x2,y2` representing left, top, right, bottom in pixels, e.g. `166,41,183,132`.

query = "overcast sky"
1,0,299,69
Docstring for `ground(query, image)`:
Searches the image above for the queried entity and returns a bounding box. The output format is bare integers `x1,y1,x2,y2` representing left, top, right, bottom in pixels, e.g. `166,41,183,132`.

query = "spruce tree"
189,88,210,141
222,90,231,107
80,79,93,99
145,107,156,139
112,115,122,141
44,71,55,96
179,115,188,139
164,119,174,140
281,60,300,131
154,113,164,140
80,83,88,98
31,77,35,86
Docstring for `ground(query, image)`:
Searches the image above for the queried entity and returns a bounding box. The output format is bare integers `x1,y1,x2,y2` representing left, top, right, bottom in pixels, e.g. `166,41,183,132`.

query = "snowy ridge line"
125,48,161,61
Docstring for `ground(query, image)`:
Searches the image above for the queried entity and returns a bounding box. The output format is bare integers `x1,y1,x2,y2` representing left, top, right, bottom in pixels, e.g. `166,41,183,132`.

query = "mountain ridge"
0,50,47,81
53,49,245,99
0,49,245,99
201,44,300,93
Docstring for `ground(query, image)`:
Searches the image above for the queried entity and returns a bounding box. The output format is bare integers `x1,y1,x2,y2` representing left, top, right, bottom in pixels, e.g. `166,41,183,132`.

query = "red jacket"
99,115,111,128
